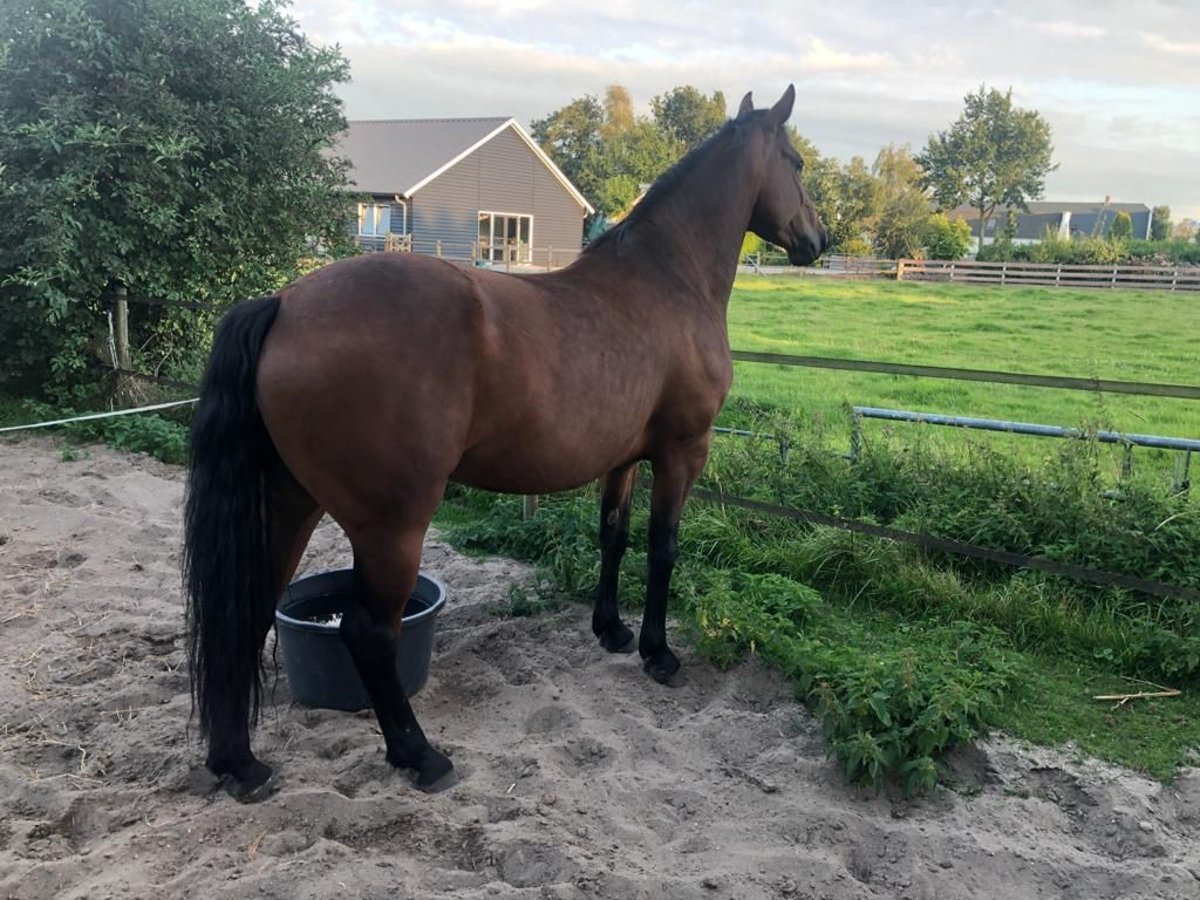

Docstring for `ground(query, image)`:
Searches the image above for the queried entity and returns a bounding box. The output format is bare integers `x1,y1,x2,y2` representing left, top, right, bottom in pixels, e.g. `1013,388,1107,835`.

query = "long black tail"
184,295,282,752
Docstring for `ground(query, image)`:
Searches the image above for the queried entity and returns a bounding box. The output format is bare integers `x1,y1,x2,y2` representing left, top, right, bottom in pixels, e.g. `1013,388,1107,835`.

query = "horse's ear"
765,84,795,127
737,92,755,118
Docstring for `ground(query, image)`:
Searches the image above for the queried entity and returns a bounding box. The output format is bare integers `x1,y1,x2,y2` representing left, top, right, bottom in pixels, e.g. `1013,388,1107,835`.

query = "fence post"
1055,264,1061,287
895,259,906,281
522,495,538,519
1173,449,1191,495
111,284,131,401
1000,262,1007,285
848,411,862,462
436,239,442,257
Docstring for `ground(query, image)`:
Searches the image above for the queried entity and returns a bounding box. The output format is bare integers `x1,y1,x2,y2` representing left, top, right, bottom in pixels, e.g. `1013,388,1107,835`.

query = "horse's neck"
640,144,759,307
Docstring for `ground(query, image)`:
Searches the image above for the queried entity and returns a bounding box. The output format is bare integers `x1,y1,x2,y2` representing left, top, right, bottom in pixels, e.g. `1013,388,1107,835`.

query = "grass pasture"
439,275,1200,789
722,277,1199,456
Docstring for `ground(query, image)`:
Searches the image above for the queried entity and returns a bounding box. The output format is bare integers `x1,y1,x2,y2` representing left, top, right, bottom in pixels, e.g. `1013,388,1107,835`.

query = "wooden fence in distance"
897,258,1200,292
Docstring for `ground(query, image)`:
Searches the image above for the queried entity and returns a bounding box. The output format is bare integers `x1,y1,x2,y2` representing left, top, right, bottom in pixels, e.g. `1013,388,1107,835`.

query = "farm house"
949,201,1153,245
336,117,594,266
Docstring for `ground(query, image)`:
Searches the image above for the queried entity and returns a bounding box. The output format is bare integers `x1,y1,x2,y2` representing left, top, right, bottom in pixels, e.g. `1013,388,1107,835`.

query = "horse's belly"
449,431,640,495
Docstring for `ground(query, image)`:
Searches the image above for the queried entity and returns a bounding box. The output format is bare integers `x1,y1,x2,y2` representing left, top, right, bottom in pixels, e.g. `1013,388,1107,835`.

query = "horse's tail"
184,295,282,750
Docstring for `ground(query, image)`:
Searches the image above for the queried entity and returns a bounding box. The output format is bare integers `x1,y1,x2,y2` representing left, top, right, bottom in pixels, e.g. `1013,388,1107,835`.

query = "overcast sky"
290,0,1200,221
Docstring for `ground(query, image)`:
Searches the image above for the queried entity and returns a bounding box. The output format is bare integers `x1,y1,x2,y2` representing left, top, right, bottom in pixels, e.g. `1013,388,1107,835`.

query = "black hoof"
417,758,458,794
389,746,456,793
215,759,275,803
596,621,635,654
642,649,681,686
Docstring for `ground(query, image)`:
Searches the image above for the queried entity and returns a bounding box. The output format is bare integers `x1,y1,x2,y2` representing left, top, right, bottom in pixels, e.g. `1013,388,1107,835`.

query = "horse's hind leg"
641,437,710,685
340,506,453,790
592,462,637,652
208,473,320,801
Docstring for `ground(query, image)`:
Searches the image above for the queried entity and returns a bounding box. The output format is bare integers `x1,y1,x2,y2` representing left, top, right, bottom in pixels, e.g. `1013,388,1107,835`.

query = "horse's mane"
582,115,752,257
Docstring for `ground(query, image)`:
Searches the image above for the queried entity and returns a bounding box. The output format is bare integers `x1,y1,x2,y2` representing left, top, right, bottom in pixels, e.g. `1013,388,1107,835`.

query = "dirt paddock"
1,435,1198,899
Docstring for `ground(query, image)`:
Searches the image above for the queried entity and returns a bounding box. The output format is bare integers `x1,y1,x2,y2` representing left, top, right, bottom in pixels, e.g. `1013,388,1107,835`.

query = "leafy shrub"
19,399,190,464
922,214,972,259
977,236,1200,266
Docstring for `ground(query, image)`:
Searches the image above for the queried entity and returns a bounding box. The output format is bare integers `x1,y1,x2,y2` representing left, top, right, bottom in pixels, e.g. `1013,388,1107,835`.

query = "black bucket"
275,569,446,711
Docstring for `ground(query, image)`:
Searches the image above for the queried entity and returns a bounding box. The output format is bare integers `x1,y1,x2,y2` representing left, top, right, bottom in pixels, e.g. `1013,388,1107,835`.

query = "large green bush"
0,0,355,397
921,213,972,260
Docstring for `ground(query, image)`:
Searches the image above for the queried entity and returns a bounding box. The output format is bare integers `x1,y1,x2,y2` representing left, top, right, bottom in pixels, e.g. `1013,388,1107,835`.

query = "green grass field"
722,277,1200,445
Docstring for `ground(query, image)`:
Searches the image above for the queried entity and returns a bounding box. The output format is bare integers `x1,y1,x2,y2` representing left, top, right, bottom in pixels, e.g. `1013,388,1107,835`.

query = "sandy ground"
1,435,1199,900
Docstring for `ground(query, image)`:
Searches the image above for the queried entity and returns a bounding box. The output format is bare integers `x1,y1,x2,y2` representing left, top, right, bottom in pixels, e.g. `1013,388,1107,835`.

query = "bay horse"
184,86,827,801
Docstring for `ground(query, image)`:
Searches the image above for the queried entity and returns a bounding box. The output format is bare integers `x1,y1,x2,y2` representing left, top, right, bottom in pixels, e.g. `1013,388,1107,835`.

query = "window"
358,203,392,237
478,212,532,263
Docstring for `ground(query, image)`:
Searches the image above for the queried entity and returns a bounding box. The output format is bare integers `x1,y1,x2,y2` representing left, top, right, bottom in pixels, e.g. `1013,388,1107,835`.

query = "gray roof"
1024,201,1148,215
339,117,509,195
950,201,1149,219
962,212,1066,240
336,117,592,212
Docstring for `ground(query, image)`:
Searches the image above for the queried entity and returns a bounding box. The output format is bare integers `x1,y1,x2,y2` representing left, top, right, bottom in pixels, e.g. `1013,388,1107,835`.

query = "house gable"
410,126,588,264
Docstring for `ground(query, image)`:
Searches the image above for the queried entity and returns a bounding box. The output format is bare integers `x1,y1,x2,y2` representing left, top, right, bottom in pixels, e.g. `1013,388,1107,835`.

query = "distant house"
336,117,593,266
948,202,1152,245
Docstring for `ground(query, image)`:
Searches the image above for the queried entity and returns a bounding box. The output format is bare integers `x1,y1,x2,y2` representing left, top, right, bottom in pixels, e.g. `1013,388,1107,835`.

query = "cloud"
1031,20,1106,39
1139,31,1200,56
291,0,1200,220
798,37,893,73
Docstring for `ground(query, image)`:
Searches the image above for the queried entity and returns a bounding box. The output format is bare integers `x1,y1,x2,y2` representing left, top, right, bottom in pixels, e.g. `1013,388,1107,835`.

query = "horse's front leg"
641,437,710,684
592,462,637,653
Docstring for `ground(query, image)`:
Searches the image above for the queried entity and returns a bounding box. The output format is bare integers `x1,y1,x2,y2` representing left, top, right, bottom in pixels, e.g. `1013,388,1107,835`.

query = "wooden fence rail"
897,258,1200,292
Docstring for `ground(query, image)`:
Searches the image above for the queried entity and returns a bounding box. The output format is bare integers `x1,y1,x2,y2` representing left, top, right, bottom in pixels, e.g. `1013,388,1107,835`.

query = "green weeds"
438,411,1199,791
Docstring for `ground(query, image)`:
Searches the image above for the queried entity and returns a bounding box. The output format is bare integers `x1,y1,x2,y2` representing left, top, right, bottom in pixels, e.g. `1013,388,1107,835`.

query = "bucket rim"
275,569,446,633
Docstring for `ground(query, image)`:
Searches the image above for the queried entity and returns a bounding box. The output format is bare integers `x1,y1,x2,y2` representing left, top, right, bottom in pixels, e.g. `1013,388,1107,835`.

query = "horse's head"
740,86,828,266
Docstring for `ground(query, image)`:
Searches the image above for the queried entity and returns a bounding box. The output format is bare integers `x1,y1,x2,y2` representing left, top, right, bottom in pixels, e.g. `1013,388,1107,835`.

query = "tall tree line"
532,83,1069,262
531,83,943,257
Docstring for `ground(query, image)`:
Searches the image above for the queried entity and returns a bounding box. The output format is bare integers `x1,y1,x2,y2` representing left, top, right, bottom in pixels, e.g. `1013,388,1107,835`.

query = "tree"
0,0,351,391
873,143,923,195
1110,211,1133,241
598,120,674,215
651,86,726,154
806,156,883,254
916,86,1055,253
875,189,931,259
530,94,605,206
871,145,930,259
533,88,677,222
1150,205,1172,241
601,84,635,143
